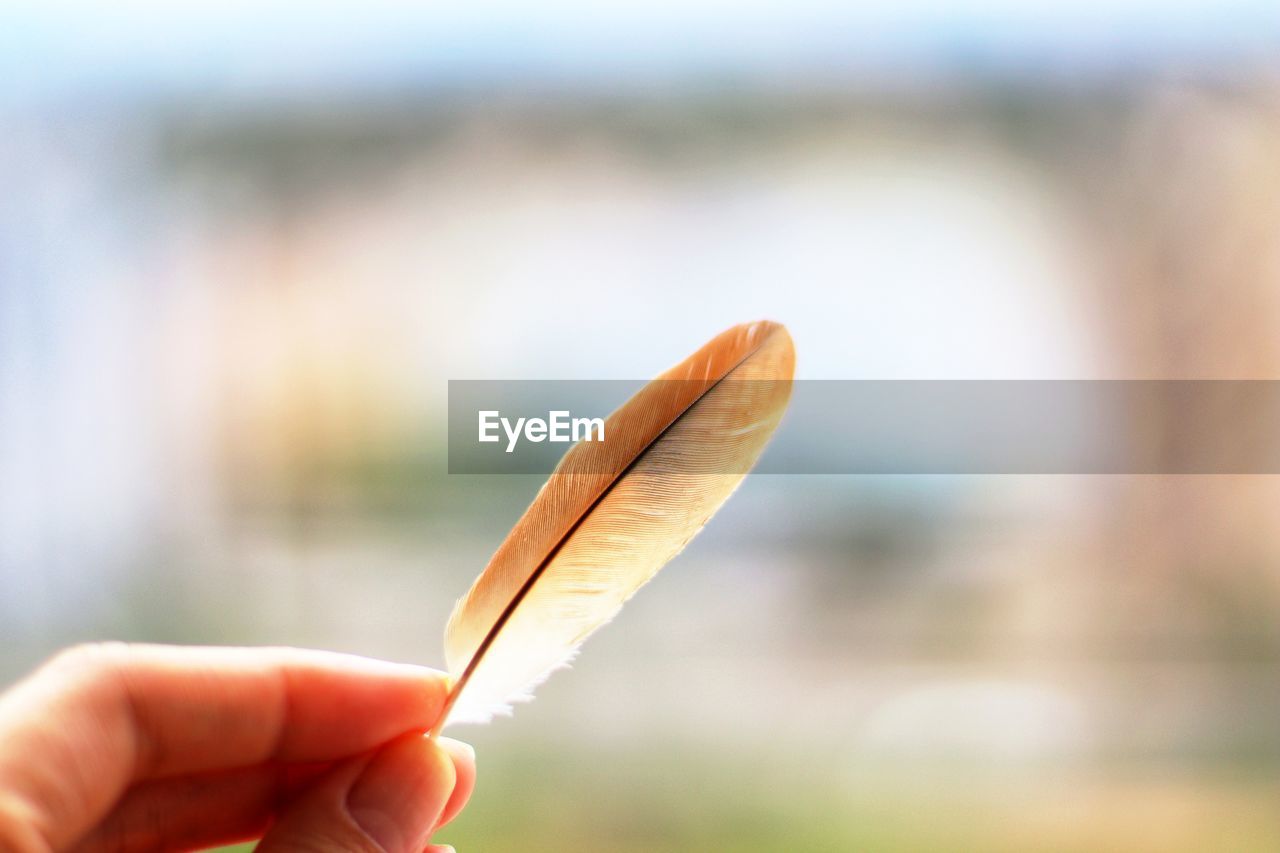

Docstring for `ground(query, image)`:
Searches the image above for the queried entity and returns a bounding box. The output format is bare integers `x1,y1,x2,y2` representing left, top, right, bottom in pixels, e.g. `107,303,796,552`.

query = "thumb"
258,732,456,852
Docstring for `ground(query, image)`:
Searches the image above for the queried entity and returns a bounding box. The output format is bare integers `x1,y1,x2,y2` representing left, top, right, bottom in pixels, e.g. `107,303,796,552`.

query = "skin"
0,644,476,852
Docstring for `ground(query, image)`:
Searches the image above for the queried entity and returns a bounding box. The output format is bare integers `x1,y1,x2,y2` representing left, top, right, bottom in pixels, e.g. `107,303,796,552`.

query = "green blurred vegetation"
214,740,1280,851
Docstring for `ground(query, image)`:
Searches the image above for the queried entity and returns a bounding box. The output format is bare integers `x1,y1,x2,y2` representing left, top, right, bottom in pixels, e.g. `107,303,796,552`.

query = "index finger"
0,643,448,850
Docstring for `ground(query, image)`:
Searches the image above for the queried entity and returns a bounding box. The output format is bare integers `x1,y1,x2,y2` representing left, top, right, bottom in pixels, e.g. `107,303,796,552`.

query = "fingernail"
439,737,475,765
347,733,456,852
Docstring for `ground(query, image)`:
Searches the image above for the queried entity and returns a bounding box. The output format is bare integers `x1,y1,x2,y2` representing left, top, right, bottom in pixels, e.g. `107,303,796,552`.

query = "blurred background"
3,1,1280,849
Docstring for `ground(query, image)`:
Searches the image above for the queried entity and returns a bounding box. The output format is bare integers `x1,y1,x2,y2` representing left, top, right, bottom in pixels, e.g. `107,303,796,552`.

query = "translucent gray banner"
447,380,1280,474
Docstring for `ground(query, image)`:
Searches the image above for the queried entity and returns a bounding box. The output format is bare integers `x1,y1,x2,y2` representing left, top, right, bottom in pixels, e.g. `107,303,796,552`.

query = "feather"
434,320,794,731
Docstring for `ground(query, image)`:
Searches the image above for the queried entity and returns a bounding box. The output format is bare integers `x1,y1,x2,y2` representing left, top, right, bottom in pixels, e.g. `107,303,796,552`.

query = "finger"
69,762,331,853
0,643,447,851
257,732,456,853
433,738,476,831
52,643,450,774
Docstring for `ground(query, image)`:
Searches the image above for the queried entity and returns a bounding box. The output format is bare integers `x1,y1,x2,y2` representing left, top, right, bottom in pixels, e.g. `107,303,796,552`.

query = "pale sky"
3,0,1277,106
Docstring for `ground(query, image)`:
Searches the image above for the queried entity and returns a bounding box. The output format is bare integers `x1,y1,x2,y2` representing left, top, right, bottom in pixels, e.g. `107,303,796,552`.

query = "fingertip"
273,657,452,764
258,732,457,852
438,736,474,766
433,737,476,831
346,733,456,851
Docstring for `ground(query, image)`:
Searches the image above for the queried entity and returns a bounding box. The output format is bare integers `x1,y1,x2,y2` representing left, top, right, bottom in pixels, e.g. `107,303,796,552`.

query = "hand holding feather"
434,320,794,733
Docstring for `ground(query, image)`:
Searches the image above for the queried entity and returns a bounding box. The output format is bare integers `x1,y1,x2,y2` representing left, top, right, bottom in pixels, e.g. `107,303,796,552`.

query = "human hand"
0,644,475,852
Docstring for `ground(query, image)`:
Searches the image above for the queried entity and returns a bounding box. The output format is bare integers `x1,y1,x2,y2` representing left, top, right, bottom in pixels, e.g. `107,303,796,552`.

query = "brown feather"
435,320,794,730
